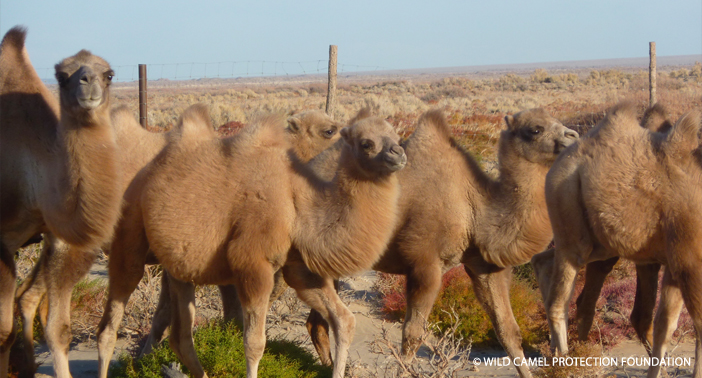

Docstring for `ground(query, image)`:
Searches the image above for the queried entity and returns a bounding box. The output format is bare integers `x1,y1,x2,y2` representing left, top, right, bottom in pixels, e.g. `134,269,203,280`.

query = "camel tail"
170,103,215,142
664,110,702,159
641,103,673,133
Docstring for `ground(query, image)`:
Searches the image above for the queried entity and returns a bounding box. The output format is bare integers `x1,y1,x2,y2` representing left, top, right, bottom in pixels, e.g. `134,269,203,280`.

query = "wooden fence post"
326,45,337,115
649,42,656,106
139,64,148,128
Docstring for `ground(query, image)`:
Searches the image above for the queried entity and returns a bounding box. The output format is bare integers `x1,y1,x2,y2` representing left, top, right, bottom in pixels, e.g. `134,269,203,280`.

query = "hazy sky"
2,0,701,81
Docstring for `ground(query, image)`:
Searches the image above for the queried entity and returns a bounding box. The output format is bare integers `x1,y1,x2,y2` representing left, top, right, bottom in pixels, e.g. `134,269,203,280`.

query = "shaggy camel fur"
140,110,343,355
533,102,702,378
0,27,122,378
303,108,578,377
532,103,673,352
96,105,405,378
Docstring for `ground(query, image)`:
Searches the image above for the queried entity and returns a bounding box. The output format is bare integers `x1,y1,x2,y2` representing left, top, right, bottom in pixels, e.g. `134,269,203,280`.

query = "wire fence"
36,60,395,83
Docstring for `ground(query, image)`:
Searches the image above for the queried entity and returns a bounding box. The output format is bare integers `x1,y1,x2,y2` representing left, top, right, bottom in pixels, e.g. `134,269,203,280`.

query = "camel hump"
1,26,27,52
641,103,673,133
409,109,452,147
171,103,215,142
663,110,702,159
598,101,640,135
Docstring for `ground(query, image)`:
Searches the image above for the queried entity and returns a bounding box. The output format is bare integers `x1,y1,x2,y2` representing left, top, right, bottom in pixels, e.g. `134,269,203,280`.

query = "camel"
13,108,342,372
96,105,404,378
300,108,578,377
0,27,122,378
140,109,343,355
532,103,673,353
532,102,702,378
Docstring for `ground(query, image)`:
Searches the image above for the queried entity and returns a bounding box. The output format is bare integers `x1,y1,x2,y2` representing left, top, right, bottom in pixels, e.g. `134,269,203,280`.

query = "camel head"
339,110,407,178
286,110,343,162
502,108,578,166
55,50,114,117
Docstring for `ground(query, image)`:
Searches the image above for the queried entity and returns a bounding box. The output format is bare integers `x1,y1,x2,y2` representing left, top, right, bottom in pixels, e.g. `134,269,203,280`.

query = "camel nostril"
566,130,579,139
389,145,404,156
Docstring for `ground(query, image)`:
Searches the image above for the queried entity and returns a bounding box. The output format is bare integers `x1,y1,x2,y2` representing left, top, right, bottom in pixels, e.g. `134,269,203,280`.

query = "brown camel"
96,105,404,378
532,103,673,353
0,27,122,378
301,108,578,377
140,109,343,355
533,102,702,378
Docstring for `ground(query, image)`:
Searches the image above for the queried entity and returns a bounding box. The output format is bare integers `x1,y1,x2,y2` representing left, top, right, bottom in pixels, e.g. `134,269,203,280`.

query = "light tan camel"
14,108,342,372
0,27,122,378
96,105,404,378
140,109,343,355
533,102,702,378
12,105,169,375
532,103,673,353
302,108,578,378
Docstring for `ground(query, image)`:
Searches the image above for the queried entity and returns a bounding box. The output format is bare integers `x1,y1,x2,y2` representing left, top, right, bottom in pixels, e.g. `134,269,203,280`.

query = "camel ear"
287,116,301,134
340,127,351,143
348,107,372,126
504,115,515,130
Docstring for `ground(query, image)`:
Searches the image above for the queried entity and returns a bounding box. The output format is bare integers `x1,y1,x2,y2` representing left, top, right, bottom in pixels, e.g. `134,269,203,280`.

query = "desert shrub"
110,320,332,378
377,266,548,349
533,341,605,378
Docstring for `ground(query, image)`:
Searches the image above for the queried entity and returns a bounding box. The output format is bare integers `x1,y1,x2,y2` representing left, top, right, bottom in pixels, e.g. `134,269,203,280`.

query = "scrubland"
16,64,702,377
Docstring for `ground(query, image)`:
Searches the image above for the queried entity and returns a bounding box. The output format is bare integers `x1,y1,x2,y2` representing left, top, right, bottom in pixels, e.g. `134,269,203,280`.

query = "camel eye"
322,127,337,139
530,127,543,135
105,70,115,82
360,140,374,151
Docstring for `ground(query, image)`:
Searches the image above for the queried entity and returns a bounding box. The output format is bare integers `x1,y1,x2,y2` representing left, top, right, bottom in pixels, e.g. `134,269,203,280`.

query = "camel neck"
292,146,400,278
40,107,122,249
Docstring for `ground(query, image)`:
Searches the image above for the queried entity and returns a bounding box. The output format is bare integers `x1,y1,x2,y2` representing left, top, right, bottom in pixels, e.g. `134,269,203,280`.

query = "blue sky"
2,0,701,81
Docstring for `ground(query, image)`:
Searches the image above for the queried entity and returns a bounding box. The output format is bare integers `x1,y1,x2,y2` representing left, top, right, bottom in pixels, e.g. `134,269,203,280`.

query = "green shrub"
110,320,332,378
378,266,548,350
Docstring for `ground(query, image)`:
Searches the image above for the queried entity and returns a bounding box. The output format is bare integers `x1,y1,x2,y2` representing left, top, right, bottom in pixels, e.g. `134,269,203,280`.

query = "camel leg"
530,248,554,304
402,264,442,358
42,236,98,378
466,264,531,378
96,223,149,378
575,257,618,341
306,309,334,366
140,271,172,357
677,266,702,378
283,262,354,378
166,276,208,378
631,263,661,354
305,279,339,366
0,242,17,378
218,284,243,327
14,244,50,378
235,262,275,378
647,268,684,378
545,247,581,355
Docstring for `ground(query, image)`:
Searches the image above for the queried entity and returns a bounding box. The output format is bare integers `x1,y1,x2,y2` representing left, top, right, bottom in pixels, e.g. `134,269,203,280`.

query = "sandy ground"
30,263,697,378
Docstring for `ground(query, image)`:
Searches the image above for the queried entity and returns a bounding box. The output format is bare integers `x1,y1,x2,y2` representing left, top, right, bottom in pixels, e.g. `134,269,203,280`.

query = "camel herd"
1,26,701,378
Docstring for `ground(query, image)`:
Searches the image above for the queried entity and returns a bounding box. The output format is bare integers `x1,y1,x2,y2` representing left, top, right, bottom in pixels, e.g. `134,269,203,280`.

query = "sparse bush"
377,267,548,349
110,320,332,378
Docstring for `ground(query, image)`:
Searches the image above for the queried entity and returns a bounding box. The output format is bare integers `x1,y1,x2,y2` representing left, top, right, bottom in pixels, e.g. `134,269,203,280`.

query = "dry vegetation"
14,65,702,376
